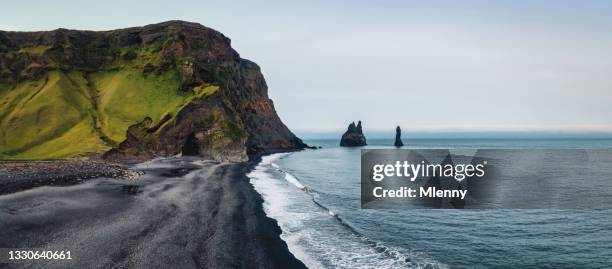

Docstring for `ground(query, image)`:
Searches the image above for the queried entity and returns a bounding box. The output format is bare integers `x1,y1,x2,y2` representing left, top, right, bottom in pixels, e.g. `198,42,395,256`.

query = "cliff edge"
0,21,306,161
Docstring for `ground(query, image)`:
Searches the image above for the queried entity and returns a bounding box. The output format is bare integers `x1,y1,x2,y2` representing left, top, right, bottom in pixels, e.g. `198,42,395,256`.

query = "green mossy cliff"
0,21,306,161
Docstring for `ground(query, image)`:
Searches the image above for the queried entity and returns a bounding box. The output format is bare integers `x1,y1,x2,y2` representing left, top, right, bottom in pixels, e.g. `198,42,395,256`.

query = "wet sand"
0,158,306,269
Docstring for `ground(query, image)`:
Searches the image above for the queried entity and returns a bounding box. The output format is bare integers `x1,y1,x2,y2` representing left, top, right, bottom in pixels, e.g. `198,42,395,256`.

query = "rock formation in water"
0,21,306,161
394,126,404,147
340,121,367,147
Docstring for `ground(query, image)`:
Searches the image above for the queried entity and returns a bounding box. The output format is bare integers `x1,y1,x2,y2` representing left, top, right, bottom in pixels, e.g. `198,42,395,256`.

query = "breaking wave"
248,153,446,269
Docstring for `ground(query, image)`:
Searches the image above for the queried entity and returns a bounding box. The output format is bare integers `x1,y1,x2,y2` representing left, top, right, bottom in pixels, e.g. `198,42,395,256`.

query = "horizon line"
292,125,612,134
293,128,612,139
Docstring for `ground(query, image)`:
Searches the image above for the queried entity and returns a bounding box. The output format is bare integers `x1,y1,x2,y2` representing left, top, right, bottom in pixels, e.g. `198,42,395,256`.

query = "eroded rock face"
340,121,367,147
1,21,307,161
104,22,307,161
105,93,250,162
394,126,404,147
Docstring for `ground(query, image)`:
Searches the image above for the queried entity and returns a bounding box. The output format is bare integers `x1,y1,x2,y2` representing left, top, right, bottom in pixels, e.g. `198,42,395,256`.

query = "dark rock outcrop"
0,21,307,161
340,121,367,147
394,125,404,147
393,125,404,148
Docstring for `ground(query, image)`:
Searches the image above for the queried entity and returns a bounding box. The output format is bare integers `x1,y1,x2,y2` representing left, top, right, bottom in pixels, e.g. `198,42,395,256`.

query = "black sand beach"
0,158,306,269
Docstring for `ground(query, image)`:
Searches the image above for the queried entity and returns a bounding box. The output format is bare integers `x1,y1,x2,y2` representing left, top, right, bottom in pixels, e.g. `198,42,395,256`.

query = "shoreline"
0,157,307,268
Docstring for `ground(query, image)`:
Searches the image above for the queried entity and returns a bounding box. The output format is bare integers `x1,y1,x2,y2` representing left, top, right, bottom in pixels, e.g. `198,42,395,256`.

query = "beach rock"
394,126,404,147
0,160,143,195
340,121,367,147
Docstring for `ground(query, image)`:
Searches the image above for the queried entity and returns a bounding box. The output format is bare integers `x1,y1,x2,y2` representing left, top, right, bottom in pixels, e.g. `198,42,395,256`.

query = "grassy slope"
92,68,185,143
0,67,219,160
18,45,52,55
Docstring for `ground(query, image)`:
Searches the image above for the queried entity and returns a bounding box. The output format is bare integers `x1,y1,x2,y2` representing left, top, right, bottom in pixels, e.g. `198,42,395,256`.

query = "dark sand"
0,158,307,269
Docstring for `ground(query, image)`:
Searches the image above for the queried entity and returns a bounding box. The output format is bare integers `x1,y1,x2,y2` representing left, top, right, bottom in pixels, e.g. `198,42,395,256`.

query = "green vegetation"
193,85,219,97
91,67,185,143
0,68,219,160
0,26,229,160
0,71,109,159
195,109,245,150
18,45,52,55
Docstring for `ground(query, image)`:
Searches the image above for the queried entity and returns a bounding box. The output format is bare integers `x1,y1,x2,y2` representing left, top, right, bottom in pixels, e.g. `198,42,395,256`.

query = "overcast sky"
2,0,611,134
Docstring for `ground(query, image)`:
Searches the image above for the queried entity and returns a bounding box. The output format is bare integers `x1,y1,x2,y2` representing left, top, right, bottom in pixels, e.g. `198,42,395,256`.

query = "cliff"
0,21,306,161
340,121,367,147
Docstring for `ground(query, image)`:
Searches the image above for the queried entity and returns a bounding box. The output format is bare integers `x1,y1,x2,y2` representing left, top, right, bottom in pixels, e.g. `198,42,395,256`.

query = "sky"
2,0,612,135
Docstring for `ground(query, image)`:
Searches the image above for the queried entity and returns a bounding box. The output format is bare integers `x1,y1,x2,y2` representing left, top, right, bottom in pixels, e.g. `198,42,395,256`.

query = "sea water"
248,139,612,269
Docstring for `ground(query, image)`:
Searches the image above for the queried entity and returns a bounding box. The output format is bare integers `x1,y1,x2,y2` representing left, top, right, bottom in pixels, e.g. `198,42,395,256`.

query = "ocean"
248,138,612,269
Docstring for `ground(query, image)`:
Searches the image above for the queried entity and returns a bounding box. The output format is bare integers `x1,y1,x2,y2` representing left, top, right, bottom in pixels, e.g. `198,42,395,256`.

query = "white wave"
248,154,323,268
284,173,306,190
248,153,447,269
259,153,289,166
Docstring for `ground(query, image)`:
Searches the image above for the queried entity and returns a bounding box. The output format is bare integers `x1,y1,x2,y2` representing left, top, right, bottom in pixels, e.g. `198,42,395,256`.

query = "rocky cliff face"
340,121,367,147
0,21,306,161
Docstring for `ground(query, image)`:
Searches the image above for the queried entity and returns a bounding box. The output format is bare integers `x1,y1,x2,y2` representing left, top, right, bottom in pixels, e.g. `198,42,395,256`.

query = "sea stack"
340,121,367,147
394,126,404,147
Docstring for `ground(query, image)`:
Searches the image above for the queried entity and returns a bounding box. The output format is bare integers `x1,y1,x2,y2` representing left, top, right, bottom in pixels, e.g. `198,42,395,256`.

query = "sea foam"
248,153,446,269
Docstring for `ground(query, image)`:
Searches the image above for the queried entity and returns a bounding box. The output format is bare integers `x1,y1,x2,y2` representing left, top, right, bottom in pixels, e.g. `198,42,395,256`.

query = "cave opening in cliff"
182,133,200,156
